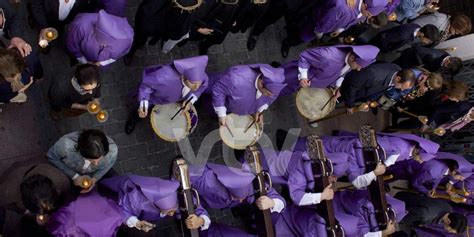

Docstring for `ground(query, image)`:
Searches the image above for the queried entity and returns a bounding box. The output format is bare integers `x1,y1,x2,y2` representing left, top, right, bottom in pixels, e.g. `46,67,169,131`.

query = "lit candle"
46,31,54,39
369,101,378,108
38,215,45,221
90,103,97,110
82,180,90,188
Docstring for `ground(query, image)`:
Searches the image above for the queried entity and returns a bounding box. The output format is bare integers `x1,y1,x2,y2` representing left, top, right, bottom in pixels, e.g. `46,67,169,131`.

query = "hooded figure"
66,10,134,67
333,189,407,237
126,55,209,134
300,0,390,42
100,175,211,231
211,63,287,118
280,45,380,95
292,131,440,189
46,190,125,236
189,163,286,212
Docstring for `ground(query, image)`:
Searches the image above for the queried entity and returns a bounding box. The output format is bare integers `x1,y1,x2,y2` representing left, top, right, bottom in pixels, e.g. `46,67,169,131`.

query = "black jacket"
0,0,22,38
29,0,98,29
371,23,421,53
396,192,452,227
395,46,448,71
340,63,400,107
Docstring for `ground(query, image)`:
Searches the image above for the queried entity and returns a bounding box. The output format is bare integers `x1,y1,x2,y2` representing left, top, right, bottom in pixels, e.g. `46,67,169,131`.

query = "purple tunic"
47,190,124,237
294,132,439,182
333,190,406,236
189,163,286,210
138,56,209,105
100,175,208,222
211,64,287,116
452,205,474,236
273,205,328,237
454,175,474,205
66,10,133,65
280,45,379,95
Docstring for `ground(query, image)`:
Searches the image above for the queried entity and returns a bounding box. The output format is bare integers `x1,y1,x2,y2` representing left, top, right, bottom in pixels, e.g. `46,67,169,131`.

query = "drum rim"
296,87,336,120
219,113,263,150
150,103,197,142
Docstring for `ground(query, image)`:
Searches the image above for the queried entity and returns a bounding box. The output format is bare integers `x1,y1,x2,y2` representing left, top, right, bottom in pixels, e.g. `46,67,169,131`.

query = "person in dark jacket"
123,0,203,65
48,64,101,120
370,23,440,53
339,63,416,113
0,0,32,57
394,46,463,75
396,191,467,235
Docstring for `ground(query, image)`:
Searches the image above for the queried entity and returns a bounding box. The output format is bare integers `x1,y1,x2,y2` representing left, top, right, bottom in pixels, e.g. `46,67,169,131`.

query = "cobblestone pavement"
0,1,395,236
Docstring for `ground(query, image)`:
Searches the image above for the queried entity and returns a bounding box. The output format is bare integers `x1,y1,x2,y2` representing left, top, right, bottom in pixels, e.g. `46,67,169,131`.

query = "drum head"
150,103,196,142
219,114,262,150
296,87,336,120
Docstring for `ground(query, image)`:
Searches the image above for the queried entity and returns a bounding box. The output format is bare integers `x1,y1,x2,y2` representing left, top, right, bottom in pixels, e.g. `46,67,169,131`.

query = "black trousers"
250,0,286,36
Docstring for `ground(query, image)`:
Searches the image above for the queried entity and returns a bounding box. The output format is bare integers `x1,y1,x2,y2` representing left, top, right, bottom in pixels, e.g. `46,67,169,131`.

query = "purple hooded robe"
99,0,128,17
333,190,407,237
99,175,209,224
210,64,287,116
66,10,133,67
46,190,125,237
295,132,440,182
300,0,390,42
189,163,286,211
138,56,209,105
280,45,379,95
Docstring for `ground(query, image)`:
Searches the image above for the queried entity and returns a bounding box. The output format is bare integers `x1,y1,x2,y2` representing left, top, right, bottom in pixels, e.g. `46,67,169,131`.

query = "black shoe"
123,54,133,66
276,129,289,151
125,119,137,134
247,34,258,51
281,39,290,58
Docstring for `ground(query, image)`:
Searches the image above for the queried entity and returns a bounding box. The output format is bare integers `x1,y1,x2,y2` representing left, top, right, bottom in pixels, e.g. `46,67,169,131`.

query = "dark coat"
230,0,270,33
0,161,71,213
395,46,448,71
28,0,98,29
48,68,101,110
340,63,400,107
396,191,452,227
0,0,22,38
371,23,420,53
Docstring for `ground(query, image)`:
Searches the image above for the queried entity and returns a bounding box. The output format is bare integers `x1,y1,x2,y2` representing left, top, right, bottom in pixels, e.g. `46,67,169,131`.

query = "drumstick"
309,103,369,125
320,88,339,111
225,124,235,138
171,97,193,120
244,120,256,133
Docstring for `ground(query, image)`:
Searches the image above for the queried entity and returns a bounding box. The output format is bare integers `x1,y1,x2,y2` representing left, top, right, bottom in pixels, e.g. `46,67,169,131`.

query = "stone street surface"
12,0,474,235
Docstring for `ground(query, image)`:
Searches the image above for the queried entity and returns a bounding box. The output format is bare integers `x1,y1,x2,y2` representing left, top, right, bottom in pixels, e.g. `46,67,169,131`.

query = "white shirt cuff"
126,216,140,228
77,57,87,64
352,171,377,189
199,215,211,230
140,100,149,112
299,193,322,206
335,77,345,87
214,106,227,117
270,198,285,213
315,32,324,39
189,94,198,104
298,67,309,80
384,154,400,167
364,231,382,237
336,28,345,33
98,58,116,66
257,104,268,113
449,180,454,185
72,173,80,180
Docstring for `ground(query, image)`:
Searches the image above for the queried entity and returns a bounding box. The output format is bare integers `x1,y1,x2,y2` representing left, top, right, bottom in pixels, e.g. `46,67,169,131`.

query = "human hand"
382,220,396,236
374,163,386,176
321,183,335,201
136,220,155,232
299,79,311,88
185,214,205,230
197,28,214,35
138,103,148,118
255,112,264,125
9,37,32,57
255,196,275,210
18,77,34,93
218,116,226,127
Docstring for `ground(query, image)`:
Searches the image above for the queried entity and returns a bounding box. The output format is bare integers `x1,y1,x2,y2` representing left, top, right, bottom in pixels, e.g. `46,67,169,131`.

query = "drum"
150,103,198,142
296,87,336,120
377,95,396,110
219,113,263,150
